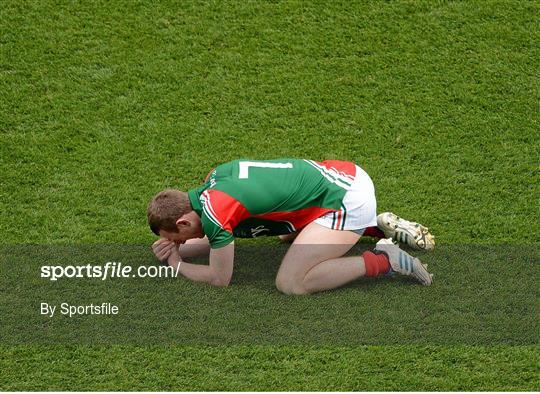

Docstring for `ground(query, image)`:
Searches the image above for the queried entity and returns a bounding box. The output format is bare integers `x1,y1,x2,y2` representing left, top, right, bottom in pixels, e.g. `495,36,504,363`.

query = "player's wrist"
174,259,183,276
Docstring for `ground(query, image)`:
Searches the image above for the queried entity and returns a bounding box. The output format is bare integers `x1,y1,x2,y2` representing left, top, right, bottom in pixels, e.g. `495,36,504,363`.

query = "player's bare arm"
178,237,211,259
174,242,233,287
152,238,233,287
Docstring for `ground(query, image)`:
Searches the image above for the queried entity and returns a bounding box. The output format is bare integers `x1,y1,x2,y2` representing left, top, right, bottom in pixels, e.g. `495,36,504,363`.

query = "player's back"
189,158,359,247
208,158,341,214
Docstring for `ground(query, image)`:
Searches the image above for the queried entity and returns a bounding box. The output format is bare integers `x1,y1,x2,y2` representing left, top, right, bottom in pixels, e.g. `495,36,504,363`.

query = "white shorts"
314,165,377,233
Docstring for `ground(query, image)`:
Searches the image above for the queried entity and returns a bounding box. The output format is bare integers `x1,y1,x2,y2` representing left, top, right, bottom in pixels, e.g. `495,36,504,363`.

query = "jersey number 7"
238,161,293,179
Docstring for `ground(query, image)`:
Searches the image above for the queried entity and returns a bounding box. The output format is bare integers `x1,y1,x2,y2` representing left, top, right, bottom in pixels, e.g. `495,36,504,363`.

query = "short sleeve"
201,213,235,248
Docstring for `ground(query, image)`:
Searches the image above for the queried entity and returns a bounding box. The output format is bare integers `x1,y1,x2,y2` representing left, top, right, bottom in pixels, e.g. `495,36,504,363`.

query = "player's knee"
275,277,308,296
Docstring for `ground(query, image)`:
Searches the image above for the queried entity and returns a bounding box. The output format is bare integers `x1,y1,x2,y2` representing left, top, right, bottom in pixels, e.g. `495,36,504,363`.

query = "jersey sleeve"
199,189,250,249
200,213,235,248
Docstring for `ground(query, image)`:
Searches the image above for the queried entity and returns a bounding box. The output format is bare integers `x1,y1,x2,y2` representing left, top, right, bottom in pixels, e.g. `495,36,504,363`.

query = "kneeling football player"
147,159,435,295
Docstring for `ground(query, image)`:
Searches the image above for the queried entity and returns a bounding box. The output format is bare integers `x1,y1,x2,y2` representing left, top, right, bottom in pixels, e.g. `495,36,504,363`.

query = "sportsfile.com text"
40,262,180,281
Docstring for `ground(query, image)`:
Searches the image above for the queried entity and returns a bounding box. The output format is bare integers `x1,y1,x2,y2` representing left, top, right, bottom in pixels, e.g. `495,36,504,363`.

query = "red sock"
362,251,391,277
363,226,385,239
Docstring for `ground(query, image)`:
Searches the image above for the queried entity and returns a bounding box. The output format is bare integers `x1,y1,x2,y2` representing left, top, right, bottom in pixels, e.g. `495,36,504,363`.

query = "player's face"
158,229,188,245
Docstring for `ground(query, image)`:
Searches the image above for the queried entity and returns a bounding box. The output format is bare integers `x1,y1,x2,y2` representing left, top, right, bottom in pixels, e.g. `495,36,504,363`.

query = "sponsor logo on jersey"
251,225,270,237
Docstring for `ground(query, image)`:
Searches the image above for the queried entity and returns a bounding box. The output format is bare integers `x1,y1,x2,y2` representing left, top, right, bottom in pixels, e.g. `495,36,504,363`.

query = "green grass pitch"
1,0,539,391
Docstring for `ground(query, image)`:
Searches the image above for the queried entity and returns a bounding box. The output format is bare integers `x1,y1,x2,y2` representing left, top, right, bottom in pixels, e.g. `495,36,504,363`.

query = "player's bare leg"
276,222,363,295
276,222,433,295
178,236,211,259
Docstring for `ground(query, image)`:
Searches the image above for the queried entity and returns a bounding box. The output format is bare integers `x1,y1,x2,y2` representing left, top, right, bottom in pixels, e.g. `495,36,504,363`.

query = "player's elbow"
210,278,230,287
210,274,231,287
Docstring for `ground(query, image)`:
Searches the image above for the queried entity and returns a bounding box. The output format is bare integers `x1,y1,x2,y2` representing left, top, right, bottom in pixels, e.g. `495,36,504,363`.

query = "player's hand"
152,238,175,262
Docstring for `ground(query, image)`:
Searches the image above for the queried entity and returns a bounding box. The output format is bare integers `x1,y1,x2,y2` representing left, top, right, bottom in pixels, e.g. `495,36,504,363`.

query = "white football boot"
375,238,433,285
377,212,435,251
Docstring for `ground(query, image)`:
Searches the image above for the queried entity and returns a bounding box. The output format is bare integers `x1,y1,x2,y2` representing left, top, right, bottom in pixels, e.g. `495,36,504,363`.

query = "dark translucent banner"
0,244,538,345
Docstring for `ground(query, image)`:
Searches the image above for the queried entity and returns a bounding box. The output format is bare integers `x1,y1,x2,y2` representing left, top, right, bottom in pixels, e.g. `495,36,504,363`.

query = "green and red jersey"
187,159,358,248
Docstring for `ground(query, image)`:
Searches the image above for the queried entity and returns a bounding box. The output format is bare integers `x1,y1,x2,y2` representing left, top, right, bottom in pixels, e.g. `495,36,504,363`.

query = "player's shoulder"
209,160,239,179
199,187,249,233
